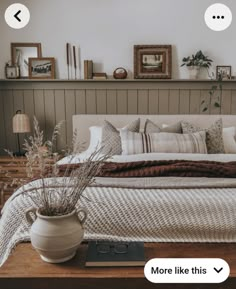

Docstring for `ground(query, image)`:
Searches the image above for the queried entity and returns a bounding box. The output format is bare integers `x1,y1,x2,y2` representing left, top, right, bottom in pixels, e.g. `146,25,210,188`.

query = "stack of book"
84,60,93,79
93,72,107,80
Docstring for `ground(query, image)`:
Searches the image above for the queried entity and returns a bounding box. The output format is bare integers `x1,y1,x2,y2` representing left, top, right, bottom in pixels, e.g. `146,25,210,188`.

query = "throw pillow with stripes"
120,130,207,155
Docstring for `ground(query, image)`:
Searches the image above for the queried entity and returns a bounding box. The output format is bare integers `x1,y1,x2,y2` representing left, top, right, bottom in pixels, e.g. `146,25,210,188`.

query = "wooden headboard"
73,114,236,149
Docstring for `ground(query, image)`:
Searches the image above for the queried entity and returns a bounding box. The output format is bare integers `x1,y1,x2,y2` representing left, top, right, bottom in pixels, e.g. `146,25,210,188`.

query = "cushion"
101,119,140,155
86,126,103,153
223,127,236,153
120,130,207,155
144,119,182,133
181,119,224,154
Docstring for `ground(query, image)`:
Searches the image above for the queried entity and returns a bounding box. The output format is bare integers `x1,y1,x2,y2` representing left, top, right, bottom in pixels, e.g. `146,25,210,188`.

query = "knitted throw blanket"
1,176,236,267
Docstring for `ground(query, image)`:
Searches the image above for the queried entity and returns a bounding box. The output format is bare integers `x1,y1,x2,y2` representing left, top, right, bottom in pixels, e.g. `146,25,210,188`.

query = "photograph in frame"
134,45,172,79
29,57,55,79
216,65,231,80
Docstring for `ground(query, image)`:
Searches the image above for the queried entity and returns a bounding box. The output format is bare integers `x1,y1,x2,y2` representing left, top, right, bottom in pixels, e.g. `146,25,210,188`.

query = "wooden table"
0,156,27,210
0,243,235,289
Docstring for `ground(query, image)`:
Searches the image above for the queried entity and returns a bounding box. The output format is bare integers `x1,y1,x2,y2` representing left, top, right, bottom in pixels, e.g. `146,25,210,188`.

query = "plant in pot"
181,50,213,79
6,117,109,263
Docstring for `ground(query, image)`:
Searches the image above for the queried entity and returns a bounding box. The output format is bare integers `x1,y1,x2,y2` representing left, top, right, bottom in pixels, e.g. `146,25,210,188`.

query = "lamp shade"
13,111,31,133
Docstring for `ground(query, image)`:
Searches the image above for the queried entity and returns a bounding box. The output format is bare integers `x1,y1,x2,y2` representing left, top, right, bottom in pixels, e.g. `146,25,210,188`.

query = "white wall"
0,0,235,79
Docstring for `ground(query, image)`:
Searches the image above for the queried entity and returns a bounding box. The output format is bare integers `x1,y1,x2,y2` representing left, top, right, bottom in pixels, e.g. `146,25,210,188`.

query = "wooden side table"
0,156,27,210
0,243,235,289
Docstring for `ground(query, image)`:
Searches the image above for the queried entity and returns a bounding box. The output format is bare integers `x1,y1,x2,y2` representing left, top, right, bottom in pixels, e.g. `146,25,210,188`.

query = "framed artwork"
28,57,55,79
216,66,231,80
134,45,172,79
11,43,42,78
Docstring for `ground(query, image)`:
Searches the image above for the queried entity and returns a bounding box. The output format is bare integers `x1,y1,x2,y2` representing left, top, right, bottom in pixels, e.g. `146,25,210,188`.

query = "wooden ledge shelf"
0,78,236,83
1,78,236,92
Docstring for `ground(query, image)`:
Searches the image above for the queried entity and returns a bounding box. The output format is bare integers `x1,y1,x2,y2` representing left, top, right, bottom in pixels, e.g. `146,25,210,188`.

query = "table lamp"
12,110,31,156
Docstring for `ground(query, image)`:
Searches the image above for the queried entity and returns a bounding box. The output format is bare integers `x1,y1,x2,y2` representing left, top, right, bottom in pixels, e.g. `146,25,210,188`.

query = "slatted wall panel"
0,80,236,154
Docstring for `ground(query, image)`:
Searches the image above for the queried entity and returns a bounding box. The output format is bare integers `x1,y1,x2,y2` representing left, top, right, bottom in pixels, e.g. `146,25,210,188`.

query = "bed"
0,114,236,267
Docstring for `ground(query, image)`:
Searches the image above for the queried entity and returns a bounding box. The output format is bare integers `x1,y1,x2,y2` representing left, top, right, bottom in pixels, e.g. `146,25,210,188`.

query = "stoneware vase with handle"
26,208,87,263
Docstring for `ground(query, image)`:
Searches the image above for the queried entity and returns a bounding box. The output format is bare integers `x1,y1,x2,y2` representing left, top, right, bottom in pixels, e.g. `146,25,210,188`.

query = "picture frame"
216,65,231,80
134,45,172,79
29,58,55,79
11,43,42,78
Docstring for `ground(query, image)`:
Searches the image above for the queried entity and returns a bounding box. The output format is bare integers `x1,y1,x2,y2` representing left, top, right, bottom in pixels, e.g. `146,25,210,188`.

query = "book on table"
85,241,145,267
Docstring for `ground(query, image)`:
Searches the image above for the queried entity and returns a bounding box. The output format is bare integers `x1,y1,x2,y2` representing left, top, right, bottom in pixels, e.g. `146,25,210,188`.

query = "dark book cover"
85,241,145,267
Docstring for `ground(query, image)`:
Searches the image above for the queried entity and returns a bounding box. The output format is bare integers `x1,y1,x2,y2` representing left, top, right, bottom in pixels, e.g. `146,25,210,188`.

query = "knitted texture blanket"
1,176,236,267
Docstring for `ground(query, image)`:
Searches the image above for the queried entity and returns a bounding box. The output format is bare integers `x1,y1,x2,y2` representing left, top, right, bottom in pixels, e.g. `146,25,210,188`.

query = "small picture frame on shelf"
134,45,172,79
216,65,231,80
28,57,55,79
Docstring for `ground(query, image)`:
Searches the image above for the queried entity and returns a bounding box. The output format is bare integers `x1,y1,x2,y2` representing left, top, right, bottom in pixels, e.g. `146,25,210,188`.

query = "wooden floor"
0,242,235,289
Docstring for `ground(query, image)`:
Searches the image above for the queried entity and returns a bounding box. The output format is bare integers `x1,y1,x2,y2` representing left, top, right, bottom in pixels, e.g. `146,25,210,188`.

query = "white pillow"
86,126,103,153
223,127,236,153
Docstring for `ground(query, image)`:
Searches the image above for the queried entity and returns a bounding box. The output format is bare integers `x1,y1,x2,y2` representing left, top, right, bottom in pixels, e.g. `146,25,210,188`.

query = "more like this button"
144,258,230,283
5,3,30,29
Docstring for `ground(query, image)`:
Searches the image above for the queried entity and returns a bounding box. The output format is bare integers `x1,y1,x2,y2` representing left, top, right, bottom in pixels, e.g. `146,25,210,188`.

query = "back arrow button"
5,4,30,29
14,10,21,22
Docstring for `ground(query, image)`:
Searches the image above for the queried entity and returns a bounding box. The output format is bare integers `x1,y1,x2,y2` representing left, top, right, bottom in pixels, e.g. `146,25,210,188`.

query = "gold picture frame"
134,45,172,79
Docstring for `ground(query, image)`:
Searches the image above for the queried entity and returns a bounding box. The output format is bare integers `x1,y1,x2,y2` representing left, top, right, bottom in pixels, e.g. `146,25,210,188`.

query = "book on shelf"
85,241,145,267
84,60,93,79
92,72,107,80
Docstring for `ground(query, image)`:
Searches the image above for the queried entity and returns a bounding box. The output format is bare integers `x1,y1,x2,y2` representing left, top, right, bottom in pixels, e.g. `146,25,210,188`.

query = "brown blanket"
58,160,236,178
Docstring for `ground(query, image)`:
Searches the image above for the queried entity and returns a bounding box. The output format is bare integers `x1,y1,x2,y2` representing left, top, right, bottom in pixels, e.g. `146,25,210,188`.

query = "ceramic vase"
188,66,200,79
26,208,87,263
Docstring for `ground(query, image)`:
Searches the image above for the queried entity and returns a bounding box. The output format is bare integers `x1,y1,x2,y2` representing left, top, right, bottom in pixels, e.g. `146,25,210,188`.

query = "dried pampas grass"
2,116,110,216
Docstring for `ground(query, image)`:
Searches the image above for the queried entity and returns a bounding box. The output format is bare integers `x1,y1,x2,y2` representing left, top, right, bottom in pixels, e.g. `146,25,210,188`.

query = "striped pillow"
120,130,207,155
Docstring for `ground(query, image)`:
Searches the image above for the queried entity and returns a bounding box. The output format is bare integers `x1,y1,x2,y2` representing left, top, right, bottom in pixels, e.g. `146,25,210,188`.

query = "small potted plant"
181,50,213,79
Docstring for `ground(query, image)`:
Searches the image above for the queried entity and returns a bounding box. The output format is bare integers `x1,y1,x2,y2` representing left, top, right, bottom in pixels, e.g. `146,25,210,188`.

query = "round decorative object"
113,67,128,79
26,208,87,263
